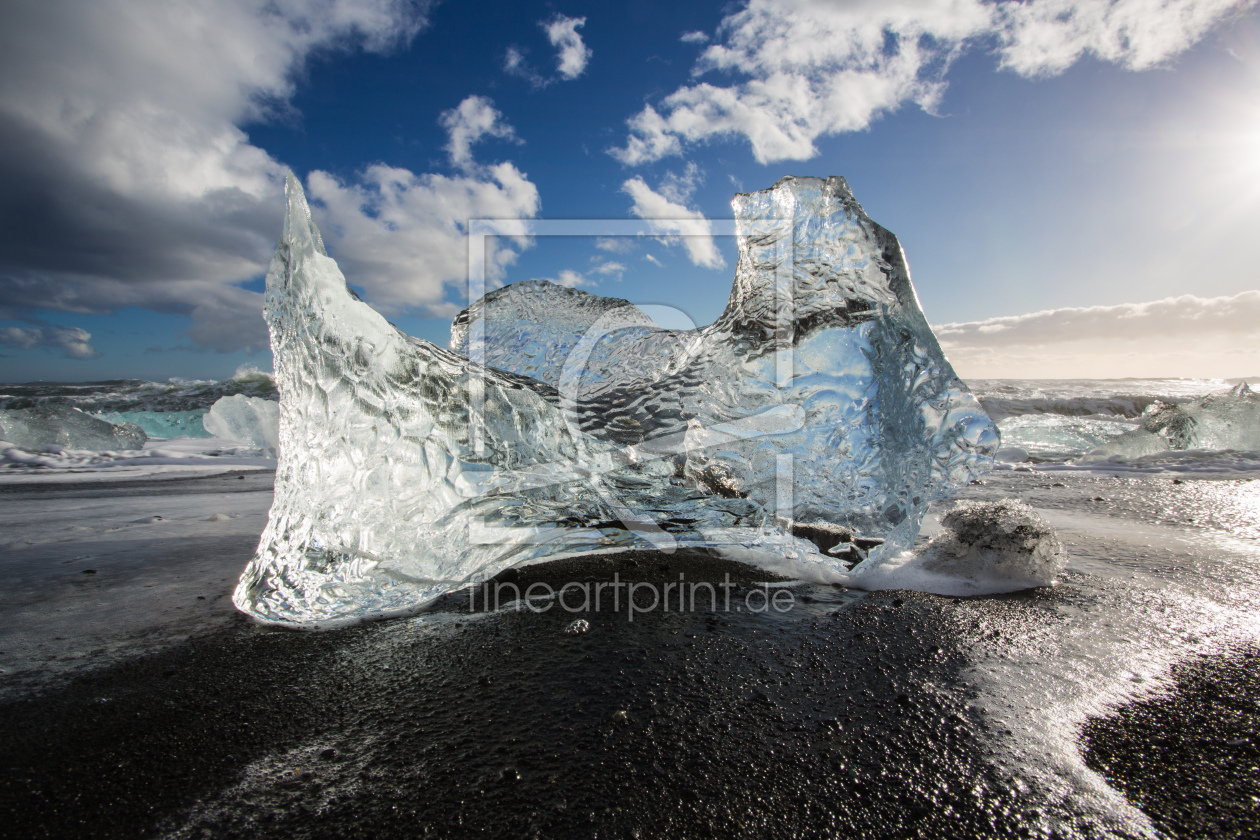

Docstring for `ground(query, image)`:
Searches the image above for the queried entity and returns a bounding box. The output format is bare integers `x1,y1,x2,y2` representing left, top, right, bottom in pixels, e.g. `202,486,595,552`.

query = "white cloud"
544,15,592,80
592,260,627,275
657,162,703,203
621,177,725,269
936,291,1260,378
308,95,540,314
585,259,626,281
644,253,664,267
504,46,548,88
611,0,1254,165
0,325,99,359
531,269,590,288
595,236,636,253
309,160,540,314
0,0,435,354
440,95,518,171
996,0,1248,76
680,31,710,44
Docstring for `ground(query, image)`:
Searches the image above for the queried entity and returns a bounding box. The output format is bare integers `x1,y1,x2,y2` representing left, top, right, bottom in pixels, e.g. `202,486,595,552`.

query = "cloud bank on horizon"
937,291,1260,378
0,0,1254,375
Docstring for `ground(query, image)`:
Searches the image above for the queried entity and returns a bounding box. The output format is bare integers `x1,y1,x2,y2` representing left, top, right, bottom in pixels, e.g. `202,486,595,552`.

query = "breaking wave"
0,365,275,414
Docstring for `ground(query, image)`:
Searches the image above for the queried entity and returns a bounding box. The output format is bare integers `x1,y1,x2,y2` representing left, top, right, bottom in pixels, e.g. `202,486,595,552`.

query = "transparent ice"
234,174,996,626
0,405,146,452
203,395,281,455
94,409,212,440
847,500,1065,597
1089,382,1260,459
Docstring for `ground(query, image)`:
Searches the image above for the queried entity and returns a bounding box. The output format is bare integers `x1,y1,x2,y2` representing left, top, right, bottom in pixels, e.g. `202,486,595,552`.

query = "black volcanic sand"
1081,646,1260,840
2,469,1259,839
0,551,1085,840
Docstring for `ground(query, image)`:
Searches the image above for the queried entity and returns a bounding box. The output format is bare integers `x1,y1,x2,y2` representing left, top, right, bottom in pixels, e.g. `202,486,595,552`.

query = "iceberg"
0,405,146,452
203,395,281,455
1088,382,1260,459
234,174,996,626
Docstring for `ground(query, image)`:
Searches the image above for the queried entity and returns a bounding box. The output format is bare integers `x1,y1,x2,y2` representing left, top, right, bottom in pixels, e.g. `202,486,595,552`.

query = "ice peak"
282,173,323,256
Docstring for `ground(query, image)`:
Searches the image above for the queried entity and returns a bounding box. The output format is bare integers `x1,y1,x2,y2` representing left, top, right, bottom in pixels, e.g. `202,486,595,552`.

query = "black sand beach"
1,469,1258,839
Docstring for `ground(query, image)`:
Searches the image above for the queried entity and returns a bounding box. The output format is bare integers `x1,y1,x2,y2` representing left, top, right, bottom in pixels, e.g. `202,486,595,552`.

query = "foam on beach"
0,437,274,483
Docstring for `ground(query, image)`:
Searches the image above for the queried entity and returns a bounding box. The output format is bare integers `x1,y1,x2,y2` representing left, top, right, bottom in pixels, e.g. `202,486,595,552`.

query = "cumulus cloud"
936,291,1260,378
506,13,592,87
0,0,434,354
621,177,725,269
0,325,99,359
680,31,710,44
440,95,518,171
545,15,592,80
309,161,540,315
591,260,627,277
611,0,1254,165
308,99,539,314
595,236,636,253
996,0,1249,75
554,270,590,288
503,46,548,88
526,269,590,288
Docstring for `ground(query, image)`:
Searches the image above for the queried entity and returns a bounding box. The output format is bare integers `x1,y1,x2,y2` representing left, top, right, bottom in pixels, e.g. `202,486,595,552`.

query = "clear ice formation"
234,174,996,626
1090,382,1260,459
0,405,146,452
203,395,281,455
847,500,1065,596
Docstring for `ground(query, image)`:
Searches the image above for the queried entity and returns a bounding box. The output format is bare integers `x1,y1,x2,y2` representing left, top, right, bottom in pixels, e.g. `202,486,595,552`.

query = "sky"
1,0,1258,383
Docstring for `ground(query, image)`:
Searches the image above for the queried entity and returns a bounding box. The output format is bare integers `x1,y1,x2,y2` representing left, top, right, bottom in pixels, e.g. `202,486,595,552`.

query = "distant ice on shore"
0,370,279,479
202,395,280,456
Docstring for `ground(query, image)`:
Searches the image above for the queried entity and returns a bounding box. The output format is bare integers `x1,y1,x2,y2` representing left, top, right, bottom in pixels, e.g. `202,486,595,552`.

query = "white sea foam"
0,437,273,483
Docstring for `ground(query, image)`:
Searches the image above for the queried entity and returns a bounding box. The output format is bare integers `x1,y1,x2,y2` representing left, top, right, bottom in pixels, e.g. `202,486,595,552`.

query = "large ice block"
203,395,281,455
234,174,996,626
454,176,997,560
0,405,146,451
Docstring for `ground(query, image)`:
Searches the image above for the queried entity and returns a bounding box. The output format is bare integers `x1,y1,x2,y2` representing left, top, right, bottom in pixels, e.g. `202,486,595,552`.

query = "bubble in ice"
233,174,997,626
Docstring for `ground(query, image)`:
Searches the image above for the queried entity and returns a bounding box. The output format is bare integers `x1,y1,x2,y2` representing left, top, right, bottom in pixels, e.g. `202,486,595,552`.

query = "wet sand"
0,469,1258,838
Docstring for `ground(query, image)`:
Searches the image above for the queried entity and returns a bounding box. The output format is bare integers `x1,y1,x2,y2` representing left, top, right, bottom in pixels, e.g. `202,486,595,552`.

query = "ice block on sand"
234,175,995,626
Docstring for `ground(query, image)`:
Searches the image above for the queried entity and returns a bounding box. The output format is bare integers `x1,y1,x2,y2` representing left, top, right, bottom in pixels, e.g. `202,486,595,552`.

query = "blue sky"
1,0,1258,382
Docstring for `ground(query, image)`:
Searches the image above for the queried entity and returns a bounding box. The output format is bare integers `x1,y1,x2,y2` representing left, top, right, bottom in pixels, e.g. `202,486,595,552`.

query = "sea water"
4,375,1250,469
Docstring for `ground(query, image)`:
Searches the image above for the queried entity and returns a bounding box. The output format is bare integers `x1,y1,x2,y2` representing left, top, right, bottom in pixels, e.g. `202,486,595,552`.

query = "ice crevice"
234,174,1003,627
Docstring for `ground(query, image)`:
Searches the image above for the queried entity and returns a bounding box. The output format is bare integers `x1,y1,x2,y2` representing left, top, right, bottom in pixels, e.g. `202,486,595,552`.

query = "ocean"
0,375,1257,838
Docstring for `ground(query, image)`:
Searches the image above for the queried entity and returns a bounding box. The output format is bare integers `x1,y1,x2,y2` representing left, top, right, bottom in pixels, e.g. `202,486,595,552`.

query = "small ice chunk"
848,500,1064,596
1088,382,1260,459
203,395,279,455
0,405,145,451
